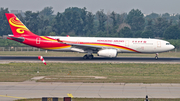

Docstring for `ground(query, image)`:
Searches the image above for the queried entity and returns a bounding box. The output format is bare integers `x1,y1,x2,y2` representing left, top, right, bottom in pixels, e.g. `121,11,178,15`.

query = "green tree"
39,7,54,23
110,11,117,28
24,11,40,34
54,7,83,36
119,27,132,38
178,16,180,28
164,25,180,39
53,12,68,35
63,7,87,36
142,31,153,38
22,11,52,36
49,32,56,36
142,19,154,38
168,39,180,49
110,11,119,34
80,7,88,35
86,12,94,35
96,31,107,37
96,10,107,32
0,8,11,36
39,7,54,17
126,9,145,33
146,19,154,31
145,13,159,19
134,31,142,38
154,17,170,37
116,13,127,25
162,13,170,20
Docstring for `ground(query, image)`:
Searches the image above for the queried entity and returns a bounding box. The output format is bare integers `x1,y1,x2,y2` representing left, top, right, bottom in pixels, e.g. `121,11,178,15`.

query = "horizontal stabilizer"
7,36,25,42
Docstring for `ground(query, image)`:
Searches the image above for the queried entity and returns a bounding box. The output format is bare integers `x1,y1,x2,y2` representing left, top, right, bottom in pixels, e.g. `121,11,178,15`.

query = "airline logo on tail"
9,17,29,34
5,13,37,36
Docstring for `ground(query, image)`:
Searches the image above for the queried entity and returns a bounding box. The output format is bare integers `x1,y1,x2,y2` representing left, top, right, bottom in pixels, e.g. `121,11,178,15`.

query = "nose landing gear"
155,53,158,60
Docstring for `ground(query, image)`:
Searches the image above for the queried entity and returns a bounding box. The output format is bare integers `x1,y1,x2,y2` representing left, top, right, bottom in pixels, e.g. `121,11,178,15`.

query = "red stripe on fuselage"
9,36,71,49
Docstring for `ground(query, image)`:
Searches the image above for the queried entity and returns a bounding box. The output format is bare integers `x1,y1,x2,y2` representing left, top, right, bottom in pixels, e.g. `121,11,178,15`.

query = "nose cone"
170,45,175,50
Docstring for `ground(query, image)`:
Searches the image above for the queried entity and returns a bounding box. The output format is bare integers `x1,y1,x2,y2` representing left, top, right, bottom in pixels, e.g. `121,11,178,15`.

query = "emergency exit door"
157,41,161,47
125,40,129,47
36,38,40,44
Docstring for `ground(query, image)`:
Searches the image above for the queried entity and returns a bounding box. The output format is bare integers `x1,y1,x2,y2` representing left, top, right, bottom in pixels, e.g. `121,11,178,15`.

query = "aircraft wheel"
155,53,158,60
155,56,158,60
83,55,88,60
88,55,94,59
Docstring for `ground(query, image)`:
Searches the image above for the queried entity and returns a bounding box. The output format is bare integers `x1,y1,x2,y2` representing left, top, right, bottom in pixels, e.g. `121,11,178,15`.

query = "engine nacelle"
97,49,117,57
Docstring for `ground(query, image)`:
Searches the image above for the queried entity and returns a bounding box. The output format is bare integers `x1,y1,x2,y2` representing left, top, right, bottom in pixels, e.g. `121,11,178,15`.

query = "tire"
155,56,158,60
83,55,88,59
88,55,93,59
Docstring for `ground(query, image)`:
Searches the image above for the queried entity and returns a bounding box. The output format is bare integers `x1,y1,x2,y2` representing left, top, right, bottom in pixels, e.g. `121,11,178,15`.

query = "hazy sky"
0,0,180,14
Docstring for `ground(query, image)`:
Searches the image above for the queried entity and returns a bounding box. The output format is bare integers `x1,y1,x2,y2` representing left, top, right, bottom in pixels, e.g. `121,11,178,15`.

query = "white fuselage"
49,36,175,54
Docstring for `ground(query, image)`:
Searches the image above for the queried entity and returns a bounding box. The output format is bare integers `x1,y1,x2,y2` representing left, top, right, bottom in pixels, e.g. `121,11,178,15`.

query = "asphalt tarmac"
0,56,180,101
0,56,180,63
0,82,180,101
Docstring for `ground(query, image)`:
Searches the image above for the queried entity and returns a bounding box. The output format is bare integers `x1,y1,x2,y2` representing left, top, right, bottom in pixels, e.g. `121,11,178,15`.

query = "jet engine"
97,49,117,57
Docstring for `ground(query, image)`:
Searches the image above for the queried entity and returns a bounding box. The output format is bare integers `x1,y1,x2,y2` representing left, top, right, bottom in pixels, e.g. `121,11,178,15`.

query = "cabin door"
157,41,161,47
125,40,129,47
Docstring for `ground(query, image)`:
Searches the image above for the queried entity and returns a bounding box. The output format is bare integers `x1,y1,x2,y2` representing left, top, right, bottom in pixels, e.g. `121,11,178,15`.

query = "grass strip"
0,63,180,83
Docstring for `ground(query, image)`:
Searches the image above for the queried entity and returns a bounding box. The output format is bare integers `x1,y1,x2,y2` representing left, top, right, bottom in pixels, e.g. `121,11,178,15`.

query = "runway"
1,56,180,101
0,56,180,63
0,82,180,101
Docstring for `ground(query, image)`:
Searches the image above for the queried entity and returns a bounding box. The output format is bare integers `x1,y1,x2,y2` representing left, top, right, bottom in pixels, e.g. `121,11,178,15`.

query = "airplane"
5,13,175,60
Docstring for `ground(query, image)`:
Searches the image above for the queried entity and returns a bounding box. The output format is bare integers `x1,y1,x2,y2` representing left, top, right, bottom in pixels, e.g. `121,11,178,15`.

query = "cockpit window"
166,43,170,45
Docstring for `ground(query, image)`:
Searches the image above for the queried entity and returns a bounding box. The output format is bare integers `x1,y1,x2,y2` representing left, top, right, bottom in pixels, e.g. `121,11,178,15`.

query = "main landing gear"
155,53,158,60
83,54,94,59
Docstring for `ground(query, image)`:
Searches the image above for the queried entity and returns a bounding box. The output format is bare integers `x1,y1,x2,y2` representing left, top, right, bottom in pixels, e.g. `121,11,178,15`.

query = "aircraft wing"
57,39,112,52
70,43,103,50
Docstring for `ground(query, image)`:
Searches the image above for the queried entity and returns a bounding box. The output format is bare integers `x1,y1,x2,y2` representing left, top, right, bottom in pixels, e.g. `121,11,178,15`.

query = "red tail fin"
5,13,37,36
